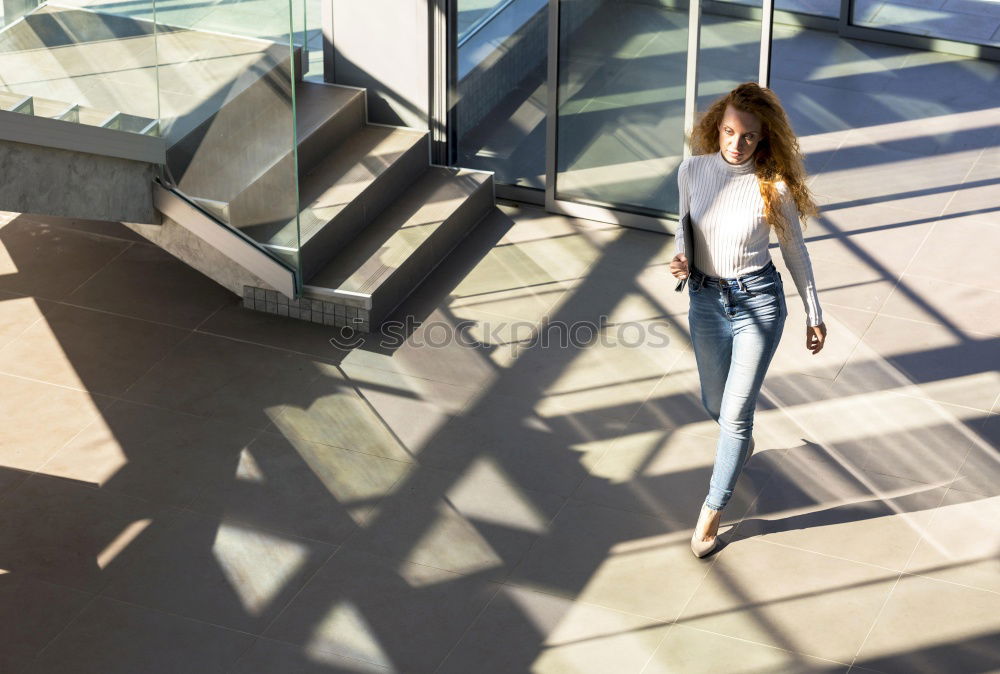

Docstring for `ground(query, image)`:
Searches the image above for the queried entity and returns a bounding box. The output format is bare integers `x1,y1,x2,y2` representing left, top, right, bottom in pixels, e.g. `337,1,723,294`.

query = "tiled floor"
1,26,999,674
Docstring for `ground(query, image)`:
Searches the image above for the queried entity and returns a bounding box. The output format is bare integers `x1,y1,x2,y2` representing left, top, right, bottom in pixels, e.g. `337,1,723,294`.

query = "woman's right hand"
670,253,689,279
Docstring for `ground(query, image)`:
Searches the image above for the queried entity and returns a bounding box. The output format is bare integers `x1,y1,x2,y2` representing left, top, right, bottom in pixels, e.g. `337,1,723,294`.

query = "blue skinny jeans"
688,260,787,511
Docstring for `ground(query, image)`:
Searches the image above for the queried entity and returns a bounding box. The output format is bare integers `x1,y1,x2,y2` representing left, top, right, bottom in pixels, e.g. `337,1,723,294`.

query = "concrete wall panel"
0,140,156,224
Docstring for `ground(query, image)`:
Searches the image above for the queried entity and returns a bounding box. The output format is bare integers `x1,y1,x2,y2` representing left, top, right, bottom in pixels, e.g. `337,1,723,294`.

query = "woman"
669,82,827,558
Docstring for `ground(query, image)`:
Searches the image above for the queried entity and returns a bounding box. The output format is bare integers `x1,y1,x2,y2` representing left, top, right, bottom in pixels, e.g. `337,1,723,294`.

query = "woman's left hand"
806,323,827,354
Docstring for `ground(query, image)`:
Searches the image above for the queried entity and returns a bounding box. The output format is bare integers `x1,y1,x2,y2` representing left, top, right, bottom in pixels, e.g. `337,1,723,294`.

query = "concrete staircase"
0,4,496,332
166,74,495,334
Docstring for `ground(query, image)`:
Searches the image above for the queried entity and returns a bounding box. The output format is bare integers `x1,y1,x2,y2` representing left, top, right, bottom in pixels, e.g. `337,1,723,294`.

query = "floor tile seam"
807,181,961,214
87,593,265,640
825,458,967,496
234,634,392,672
637,621,681,674
30,396,125,479
887,269,1000,294
191,299,232,334
563,369,672,499
0,311,46,360
44,295,204,333
847,570,904,669
776,443,971,508
337,364,481,416
437,306,552,343
431,579,507,674
444,300,562,327
827,277,902,384
340,357,486,396
496,575,678,626
131,498,349,553
262,351,416,454
935,145,987,218
650,620,857,670
897,566,1000,597
668,470,789,638
936,472,999,501
832,129,998,161
254,631,395,673
225,633,262,673
675,549,905,658
330,515,515,585
447,274,588,307
556,489,700,532
803,250,918,278
28,588,105,665
256,544,341,641
858,305,999,337
811,131,988,164
191,325,348,365
815,194,950,219
497,489,583,601
493,369,670,405
853,383,997,416
118,328,201,399
93,390,274,433
383,453,575,509
62,240,135,302
579,419,721,486
747,508,949,577
253,424,419,467
195,325,488,396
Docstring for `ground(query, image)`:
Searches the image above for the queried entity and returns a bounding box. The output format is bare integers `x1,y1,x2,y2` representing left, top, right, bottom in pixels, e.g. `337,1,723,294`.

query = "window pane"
455,0,549,189
851,0,1000,47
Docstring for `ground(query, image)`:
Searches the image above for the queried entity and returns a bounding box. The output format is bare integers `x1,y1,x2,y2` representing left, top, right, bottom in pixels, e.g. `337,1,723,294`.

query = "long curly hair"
691,82,818,242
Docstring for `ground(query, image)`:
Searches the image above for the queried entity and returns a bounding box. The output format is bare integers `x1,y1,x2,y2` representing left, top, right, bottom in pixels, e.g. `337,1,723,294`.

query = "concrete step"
293,82,366,173
219,82,366,230
0,91,144,129
250,124,430,279
166,43,300,216
303,166,494,331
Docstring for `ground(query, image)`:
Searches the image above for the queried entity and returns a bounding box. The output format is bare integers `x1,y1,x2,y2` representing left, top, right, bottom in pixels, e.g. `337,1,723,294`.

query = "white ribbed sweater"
676,152,824,326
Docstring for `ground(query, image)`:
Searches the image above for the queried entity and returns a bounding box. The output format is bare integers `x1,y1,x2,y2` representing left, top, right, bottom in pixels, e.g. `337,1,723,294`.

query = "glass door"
544,0,773,231
443,0,775,227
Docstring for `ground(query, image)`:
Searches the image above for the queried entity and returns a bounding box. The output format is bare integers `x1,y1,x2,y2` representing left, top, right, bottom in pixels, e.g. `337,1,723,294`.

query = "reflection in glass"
713,0,839,19
852,0,1000,48
697,13,763,111
0,3,160,134
455,0,549,189
554,0,690,216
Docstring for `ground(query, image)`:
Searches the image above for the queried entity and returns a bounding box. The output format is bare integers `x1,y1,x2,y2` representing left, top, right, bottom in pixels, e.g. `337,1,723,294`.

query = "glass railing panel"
1,0,41,29
154,0,302,273
0,1,161,135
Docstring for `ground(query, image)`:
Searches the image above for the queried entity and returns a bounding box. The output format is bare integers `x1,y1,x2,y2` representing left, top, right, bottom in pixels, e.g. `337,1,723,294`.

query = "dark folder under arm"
674,213,693,292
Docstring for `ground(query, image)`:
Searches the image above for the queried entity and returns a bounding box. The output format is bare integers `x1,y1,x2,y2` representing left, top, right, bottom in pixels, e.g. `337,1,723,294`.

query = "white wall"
329,0,431,130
